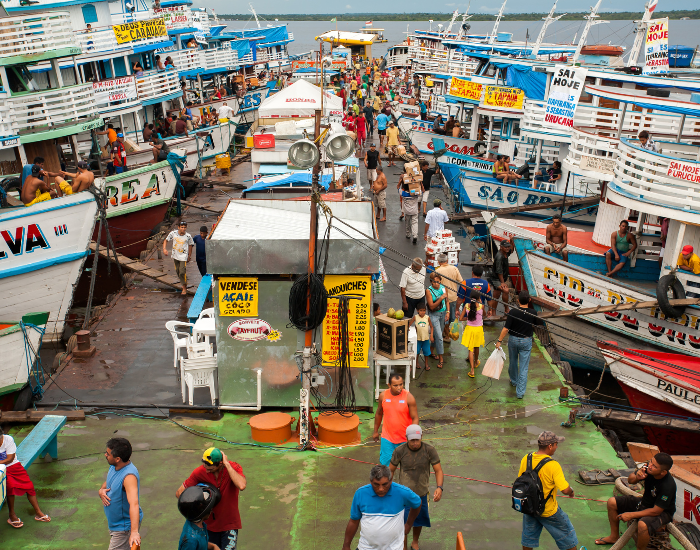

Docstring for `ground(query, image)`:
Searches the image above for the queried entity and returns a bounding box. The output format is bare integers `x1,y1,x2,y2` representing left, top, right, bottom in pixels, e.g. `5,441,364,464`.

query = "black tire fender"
656,274,686,318
473,141,487,155
673,523,700,550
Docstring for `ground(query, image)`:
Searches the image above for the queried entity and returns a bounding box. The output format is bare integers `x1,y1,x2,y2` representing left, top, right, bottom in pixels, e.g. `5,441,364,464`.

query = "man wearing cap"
423,199,449,241
518,431,577,550
111,132,128,174
365,143,381,185
176,448,246,550
61,160,95,194
677,245,700,275
401,179,423,245
389,425,443,550
488,238,514,317
400,258,427,318
374,373,420,467
164,221,194,296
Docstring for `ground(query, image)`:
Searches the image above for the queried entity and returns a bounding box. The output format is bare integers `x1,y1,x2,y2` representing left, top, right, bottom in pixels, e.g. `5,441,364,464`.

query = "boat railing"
135,69,181,103
0,12,79,60
387,54,409,67
203,47,239,70
166,49,205,72
611,138,700,217
239,52,254,64
74,26,122,55
673,270,700,299
109,10,153,26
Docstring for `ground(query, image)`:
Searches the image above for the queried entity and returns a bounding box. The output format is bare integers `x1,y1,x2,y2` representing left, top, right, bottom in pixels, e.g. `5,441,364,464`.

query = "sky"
200,0,696,15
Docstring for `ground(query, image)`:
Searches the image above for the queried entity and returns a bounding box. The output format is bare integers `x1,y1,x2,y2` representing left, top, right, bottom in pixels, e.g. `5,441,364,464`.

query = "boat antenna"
489,0,508,44
531,0,566,58
444,10,459,37
627,0,655,67
572,0,609,64
457,2,473,39
249,3,261,28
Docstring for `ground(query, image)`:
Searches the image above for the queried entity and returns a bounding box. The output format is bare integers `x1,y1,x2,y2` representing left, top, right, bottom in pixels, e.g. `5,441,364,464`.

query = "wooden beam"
0,410,86,422
449,196,599,222
180,200,223,214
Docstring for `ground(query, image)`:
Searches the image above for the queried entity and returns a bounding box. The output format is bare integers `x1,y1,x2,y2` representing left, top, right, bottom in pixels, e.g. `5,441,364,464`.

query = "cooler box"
253,134,275,149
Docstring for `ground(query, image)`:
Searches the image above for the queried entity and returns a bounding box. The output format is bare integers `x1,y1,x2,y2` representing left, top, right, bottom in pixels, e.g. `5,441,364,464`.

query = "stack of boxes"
425,229,461,268
403,161,423,197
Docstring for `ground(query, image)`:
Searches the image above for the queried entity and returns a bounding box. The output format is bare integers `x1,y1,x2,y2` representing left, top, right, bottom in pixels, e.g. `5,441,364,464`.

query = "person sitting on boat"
219,102,234,121
174,115,188,136
544,214,569,262
60,160,94,194
638,130,659,153
132,61,144,76
493,156,521,183
536,161,562,188
21,165,73,206
155,55,165,71
432,115,445,135
165,56,175,69
677,245,700,275
605,220,637,278
596,452,676,548
444,116,456,136
183,102,200,128
151,135,170,163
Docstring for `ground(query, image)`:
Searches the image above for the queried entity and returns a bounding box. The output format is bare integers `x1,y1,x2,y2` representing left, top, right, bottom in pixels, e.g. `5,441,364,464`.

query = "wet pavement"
5,137,627,549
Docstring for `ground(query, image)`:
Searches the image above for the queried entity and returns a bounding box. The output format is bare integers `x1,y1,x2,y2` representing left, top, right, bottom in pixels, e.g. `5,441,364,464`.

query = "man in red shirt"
176,447,246,550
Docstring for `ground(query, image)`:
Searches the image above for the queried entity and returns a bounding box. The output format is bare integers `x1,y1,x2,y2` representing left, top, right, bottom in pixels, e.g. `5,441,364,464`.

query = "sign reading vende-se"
218,278,259,316
112,18,167,44
668,160,700,184
543,65,587,130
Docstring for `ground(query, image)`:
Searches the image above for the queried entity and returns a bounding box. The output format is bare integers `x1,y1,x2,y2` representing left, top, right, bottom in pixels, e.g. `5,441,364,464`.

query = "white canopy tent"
257,79,343,118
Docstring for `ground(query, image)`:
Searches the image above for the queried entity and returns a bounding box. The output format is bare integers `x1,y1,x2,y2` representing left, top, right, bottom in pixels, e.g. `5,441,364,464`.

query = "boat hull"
409,127,478,156
0,319,45,409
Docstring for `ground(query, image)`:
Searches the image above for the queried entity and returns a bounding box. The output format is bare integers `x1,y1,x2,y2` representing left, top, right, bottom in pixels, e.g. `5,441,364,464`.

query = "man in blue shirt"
419,100,427,121
193,225,208,277
376,111,390,149
343,465,421,550
457,264,492,310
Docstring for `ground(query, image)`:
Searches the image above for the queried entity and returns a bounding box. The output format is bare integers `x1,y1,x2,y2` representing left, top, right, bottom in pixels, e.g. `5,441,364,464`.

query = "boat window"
579,77,595,103
81,4,98,25
7,66,29,93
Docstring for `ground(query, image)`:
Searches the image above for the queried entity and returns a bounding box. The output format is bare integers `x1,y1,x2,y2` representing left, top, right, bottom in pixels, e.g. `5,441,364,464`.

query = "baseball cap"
202,447,223,465
31,165,41,176
501,240,512,248
77,160,88,169
683,245,694,255
433,198,442,206
117,133,124,138
538,431,565,446
406,425,422,440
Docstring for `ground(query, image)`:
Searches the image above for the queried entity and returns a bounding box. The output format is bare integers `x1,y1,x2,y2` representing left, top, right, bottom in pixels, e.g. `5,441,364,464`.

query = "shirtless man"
21,166,57,206
544,214,568,261
60,160,94,194
372,167,388,222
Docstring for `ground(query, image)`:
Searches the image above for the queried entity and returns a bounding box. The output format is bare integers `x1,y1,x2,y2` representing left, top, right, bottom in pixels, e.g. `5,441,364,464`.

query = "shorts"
388,145,398,155
521,507,578,550
544,244,568,255
606,249,628,265
367,168,377,182
416,339,431,357
379,438,403,466
108,530,133,550
614,496,673,535
6,462,36,496
157,150,168,161
378,129,386,136
115,166,124,174
404,493,431,528
373,189,386,209
490,279,513,302
422,190,430,203
24,191,52,207
208,528,239,550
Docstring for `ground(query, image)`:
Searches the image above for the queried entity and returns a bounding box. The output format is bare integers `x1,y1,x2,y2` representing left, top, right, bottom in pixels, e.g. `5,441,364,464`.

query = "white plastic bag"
482,348,506,380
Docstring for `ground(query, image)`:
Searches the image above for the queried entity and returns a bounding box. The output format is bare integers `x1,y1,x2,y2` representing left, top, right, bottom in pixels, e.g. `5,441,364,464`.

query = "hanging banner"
112,18,167,44
92,77,137,105
543,65,588,130
218,278,259,316
153,6,189,31
321,275,371,368
481,86,524,112
449,77,482,102
643,18,669,75
292,60,348,71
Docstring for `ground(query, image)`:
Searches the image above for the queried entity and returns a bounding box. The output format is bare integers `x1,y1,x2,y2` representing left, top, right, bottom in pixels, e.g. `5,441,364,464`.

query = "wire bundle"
288,273,328,331
333,295,357,414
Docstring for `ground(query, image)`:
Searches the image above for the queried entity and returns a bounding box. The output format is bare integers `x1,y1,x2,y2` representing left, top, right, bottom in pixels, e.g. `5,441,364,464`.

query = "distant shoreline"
218,10,697,22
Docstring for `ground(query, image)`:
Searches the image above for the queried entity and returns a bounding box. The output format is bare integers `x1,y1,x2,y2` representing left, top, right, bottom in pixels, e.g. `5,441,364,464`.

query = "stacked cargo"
425,229,461,267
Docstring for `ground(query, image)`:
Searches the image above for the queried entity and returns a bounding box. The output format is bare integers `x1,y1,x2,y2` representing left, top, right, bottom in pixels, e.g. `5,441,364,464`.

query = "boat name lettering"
449,158,490,171
683,489,700,523
0,223,50,260
427,141,474,156
667,160,700,184
104,172,163,207
656,379,700,403
478,185,554,207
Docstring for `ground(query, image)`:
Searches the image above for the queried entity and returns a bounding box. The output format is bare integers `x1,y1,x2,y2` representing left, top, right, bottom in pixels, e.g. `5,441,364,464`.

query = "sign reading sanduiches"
543,65,588,130
643,18,669,75
227,318,271,341
112,18,167,44
481,86,524,112
218,277,259,316
667,160,700,184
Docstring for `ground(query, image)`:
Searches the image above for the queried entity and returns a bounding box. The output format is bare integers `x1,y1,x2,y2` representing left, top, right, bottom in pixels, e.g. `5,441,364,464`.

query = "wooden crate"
375,314,409,360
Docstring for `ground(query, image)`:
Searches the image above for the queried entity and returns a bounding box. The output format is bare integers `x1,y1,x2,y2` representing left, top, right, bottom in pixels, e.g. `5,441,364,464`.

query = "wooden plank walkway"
448,195,599,221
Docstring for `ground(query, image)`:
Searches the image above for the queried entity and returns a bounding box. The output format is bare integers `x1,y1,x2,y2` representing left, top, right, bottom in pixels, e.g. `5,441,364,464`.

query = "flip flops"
35,515,51,522
594,538,616,546
468,371,475,378
7,518,23,528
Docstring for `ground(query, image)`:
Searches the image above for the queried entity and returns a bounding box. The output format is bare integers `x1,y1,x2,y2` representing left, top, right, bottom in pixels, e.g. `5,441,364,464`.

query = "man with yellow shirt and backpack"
512,431,578,550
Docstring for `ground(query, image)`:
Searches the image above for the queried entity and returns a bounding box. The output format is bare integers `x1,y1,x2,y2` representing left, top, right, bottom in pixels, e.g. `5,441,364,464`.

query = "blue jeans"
448,301,457,324
428,310,446,355
209,529,238,550
380,438,403,466
521,507,578,550
508,335,532,398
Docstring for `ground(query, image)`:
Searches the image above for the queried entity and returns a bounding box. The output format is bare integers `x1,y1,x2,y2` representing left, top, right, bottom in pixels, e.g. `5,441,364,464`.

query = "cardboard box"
437,230,452,238
426,244,439,255
448,251,459,261
443,237,455,244
404,161,421,176
431,237,447,246
407,182,422,196
375,315,409,360
448,257,458,266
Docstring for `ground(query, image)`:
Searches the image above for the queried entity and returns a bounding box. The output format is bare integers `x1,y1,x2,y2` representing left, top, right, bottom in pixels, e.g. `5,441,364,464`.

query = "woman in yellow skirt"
459,289,485,378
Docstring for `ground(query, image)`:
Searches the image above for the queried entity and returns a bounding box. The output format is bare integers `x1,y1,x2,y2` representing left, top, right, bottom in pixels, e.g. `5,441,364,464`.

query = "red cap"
683,245,694,255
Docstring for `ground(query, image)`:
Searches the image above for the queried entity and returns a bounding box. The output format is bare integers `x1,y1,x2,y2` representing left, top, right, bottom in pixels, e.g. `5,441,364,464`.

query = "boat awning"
586,84,700,117
133,40,174,54
315,31,374,45
242,172,334,195
444,94,479,105
446,40,577,56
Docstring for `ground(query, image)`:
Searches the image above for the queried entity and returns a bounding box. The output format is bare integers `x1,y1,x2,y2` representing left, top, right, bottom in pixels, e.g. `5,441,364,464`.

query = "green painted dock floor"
2,324,634,549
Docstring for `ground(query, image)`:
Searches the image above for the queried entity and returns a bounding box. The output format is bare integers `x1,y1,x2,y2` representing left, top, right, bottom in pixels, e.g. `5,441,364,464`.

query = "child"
192,225,208,277
373,302,381,317
177,485,221,550
459,288,485,378
409,303,433,370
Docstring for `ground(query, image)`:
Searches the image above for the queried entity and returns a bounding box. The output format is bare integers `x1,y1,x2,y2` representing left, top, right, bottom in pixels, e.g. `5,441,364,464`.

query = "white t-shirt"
425,208,449,237
219,105,234,119
166,230,194,261
400,266,427,299
0,434,19,467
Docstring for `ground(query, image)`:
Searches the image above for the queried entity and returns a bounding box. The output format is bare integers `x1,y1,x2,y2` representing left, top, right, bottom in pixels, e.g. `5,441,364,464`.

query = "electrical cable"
287,273,328,332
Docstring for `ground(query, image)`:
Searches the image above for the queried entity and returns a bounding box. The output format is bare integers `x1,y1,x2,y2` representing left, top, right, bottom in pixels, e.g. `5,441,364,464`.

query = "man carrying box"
401,174,424,245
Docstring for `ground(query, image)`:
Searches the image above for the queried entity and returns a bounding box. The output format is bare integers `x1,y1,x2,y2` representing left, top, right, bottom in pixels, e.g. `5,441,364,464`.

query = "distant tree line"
219,10,698,21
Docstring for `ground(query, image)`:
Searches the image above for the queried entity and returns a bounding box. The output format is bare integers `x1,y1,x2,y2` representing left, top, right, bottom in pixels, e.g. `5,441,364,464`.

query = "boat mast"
489,0,508,44
444,10,459,37
457,2,473,40
627,1,654,67
249,3,261,28
531,1,566,58
572,0,609,63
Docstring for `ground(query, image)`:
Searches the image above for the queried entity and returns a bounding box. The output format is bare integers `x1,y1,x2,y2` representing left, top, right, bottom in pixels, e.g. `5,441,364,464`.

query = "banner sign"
643,18,669,75
92,77,137,105
543,65,588,130
291,60,347,70
218,278,259,316
449,77,482,102
580,155,616,175
481,86,524,112
153,6,193,31
667,160,700,184
112,18,167,44
321,275,371,368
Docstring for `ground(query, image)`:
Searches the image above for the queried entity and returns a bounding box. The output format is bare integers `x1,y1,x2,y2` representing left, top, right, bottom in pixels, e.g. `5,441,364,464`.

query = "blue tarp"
242,172,332,195
227,39,251,60
294,68,339,74
227,25,289,44
449,41,576,56
491,63,546,101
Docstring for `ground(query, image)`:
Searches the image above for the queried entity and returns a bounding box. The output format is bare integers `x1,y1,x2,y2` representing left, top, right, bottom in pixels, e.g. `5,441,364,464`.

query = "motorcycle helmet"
177,483,221,522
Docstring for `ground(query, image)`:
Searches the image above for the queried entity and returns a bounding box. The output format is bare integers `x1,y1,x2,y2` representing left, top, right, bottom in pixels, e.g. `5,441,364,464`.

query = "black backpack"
512,453,555,516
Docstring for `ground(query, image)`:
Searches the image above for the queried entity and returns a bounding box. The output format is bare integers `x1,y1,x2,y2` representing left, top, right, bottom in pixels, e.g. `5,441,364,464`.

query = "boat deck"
524,226,608,254
5,160,625,549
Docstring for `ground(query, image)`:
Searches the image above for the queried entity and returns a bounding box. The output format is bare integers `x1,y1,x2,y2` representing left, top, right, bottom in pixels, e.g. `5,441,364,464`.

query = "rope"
20,322,46,400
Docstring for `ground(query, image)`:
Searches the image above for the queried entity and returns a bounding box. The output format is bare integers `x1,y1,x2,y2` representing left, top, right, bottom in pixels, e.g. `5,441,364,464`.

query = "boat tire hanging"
671,523,700,550
473,141,487,156
656,274,686,318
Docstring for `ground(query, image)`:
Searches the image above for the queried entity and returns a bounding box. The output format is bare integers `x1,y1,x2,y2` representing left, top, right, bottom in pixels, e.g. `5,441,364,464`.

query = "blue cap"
117,133,124,138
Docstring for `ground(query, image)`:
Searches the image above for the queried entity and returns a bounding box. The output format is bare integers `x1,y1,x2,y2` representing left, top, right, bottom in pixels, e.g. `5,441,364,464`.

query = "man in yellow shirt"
677,245,700,275
517,431,578,550
385,121,400,167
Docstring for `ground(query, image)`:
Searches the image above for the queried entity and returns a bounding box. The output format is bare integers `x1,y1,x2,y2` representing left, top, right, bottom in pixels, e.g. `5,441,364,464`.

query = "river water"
224,19,698,58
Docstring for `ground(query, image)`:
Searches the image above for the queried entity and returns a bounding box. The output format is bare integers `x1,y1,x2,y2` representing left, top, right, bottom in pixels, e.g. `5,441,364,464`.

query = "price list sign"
321,275,371,368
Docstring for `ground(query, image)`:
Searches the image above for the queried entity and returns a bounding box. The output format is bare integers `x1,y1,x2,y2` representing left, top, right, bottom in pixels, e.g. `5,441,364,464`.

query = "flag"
366,20,372,25
330,17,336,22
649,0,658,13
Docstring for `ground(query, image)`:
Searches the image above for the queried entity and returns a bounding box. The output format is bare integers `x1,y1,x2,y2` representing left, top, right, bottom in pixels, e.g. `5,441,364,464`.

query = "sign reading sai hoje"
644,18,669,76
543,65,587,130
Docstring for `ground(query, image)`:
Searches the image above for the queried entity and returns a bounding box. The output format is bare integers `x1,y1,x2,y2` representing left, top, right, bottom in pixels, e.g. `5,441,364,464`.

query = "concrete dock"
3,158,627,549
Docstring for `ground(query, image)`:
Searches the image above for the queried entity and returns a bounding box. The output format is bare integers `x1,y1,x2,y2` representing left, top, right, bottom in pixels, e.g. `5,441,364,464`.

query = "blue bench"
187,274,213,324
16,415,67,469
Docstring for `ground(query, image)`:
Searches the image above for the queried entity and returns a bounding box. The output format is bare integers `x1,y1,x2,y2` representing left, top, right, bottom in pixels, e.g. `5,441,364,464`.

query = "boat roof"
586,84,700,116
315,31,375,45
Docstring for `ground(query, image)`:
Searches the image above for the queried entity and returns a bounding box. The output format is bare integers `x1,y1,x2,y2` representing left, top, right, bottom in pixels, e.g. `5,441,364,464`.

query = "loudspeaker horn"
324,132,355,162
287,139,319,169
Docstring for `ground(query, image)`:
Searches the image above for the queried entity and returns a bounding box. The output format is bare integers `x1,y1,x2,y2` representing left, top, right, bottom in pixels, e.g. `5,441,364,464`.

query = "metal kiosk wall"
207,199,378,409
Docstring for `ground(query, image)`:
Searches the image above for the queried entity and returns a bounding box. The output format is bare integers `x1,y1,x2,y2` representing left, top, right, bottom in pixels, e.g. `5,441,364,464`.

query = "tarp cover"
227,25,289,44
258,79,343,117
227,39,251,59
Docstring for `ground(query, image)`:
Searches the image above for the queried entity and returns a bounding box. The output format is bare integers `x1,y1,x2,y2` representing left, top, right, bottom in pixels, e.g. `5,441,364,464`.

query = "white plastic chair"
180,356,218,405
165,321,194,374
179,355,217,402
187,341,214,358
198,307,215,320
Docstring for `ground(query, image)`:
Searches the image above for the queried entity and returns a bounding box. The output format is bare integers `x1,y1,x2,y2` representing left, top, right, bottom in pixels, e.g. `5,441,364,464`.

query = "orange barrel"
248,412,294,443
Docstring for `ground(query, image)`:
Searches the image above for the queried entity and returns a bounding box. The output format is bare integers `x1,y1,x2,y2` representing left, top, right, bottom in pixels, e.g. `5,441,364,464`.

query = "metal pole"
559,171,571,218
616,102,628,139
532,139,543,183
676,114,686,143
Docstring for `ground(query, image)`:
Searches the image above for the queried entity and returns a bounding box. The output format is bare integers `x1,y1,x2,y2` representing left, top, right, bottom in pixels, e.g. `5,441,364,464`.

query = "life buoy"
656,274,686,318
473,141,487,155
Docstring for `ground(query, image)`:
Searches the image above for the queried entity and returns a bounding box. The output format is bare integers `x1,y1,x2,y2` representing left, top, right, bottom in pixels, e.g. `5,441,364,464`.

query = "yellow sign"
450,77,482,102
218,278,259,316
112,18,167,45
321,275,371,368
482,86,524,112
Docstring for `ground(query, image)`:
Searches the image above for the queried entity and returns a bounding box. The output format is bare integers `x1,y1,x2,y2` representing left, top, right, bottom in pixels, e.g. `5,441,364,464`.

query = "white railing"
165,48,204,72
0,93,17,140
135,70,181,102
74,27,121,55
288,33,294,40
203,47,238,70
387,54,409,68
7,84,99,134
610,139,700,217
0,12,78,60
151,6,210,33
109,10,153,26
239,52,253,64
